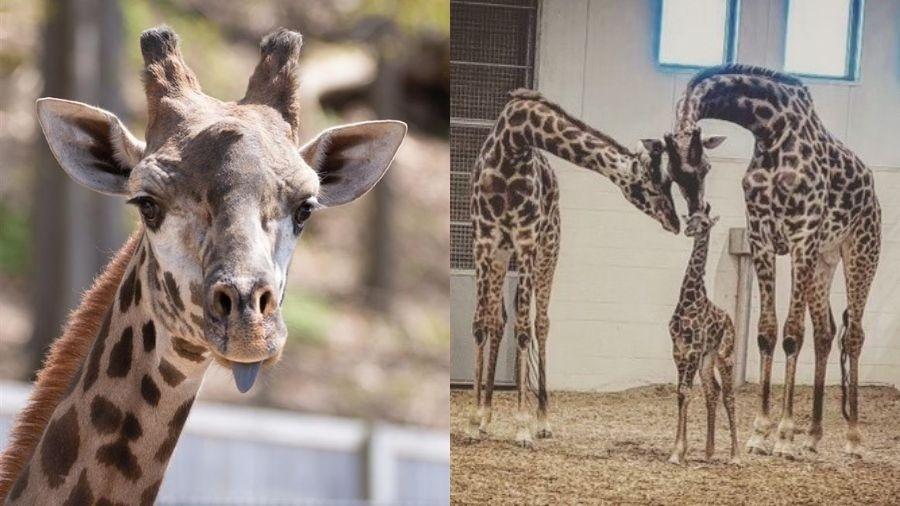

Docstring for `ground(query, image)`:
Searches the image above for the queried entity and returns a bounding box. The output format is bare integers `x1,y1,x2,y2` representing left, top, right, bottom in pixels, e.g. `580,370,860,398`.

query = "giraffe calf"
667,204,739,465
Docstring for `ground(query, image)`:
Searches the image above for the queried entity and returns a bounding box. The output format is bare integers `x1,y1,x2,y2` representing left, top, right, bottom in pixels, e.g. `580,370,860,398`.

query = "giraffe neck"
7,234,211,505
676,69,818,147
678,230,710,306
501,91,637,182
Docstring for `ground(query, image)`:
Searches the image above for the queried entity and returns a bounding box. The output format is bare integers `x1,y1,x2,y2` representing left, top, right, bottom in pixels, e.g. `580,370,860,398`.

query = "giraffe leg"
471,248,509,438
717,318,740,464
669,358,697,465
533,230,558,440
746,245,777,455
840,215,880,458
774,248,815,459
699,353,719,461
805,254,839,453
513,245,537,448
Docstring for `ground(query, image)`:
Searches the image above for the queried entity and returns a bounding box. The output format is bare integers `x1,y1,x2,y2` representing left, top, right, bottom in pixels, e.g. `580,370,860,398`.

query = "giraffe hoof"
772,440,797,460
667,454,684,465
535,428,553,439
842,442,863,459
745,436,770,455
515,437,534,449
464,426,484,441
729,457,742,466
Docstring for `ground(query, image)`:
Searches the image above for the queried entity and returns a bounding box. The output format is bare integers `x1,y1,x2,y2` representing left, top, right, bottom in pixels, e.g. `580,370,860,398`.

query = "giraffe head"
633,138,681,234
35,27,405,392
683,202,719,238
662,126,726,219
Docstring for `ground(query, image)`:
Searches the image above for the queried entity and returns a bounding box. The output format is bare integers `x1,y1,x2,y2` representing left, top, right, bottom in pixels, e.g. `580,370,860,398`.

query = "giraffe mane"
507,88,633,156
0,231,141,499
687,64,806,90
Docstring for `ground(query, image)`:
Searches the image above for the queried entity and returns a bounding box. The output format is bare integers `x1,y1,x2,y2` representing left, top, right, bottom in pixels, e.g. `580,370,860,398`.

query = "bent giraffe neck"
499,91,637,181
676,71,816,146
6,233,212,505
678,231,710,305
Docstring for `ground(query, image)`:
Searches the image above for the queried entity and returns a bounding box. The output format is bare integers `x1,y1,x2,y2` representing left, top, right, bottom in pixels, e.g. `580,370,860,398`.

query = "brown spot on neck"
140,479,163,506
140,375,161,406
155,397,195,463
62,470,93,506
106,326,134,378
90,396,123,434
40,406,80,488
158,358,186,386
171,336,207,362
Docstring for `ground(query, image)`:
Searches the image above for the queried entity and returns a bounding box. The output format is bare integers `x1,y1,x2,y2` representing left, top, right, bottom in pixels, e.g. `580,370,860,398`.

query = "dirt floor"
451,385,900,505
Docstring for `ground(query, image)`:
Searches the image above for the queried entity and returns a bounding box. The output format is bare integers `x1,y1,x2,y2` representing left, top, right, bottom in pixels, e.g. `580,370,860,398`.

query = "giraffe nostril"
212,287,234,320
257,287,276,316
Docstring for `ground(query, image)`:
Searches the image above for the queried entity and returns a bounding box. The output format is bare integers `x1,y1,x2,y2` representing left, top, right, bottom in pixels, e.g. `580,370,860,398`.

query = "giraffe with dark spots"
1,25,405,503
664,64,881,458
667,205,738,465
468,89,681,447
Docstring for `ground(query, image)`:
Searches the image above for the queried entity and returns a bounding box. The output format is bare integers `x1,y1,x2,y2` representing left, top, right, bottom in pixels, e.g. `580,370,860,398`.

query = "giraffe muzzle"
203,276,287,374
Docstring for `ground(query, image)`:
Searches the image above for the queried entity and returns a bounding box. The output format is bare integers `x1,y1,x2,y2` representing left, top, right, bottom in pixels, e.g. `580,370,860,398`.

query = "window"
449,0,538,271
784,0,863,80
657,0,739,68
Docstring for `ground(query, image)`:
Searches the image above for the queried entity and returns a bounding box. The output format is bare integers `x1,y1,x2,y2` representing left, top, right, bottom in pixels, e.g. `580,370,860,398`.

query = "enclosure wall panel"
534,0,900,391
449,0,539,385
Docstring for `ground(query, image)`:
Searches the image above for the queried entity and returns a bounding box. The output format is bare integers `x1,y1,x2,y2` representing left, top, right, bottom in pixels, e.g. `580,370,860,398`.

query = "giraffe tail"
839,308,850,421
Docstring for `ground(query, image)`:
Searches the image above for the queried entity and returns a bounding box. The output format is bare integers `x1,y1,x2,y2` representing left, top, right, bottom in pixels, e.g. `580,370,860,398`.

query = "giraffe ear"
300,120,407,207
702,135,726,150
640,138,664,154
36,98,144,196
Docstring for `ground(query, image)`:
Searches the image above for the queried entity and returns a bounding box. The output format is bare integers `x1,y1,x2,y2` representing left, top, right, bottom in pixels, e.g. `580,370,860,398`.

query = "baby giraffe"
668,203,739,465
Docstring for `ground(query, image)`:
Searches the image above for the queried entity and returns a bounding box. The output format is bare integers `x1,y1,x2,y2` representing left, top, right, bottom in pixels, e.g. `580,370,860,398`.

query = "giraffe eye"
128,196,162,229
292,201,313,232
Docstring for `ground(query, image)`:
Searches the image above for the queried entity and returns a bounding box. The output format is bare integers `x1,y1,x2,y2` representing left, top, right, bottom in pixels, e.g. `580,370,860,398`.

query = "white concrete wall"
535,0,900,390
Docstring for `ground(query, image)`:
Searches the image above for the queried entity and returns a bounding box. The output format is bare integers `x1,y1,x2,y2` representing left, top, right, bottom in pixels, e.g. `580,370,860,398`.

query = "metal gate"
449,0,539,385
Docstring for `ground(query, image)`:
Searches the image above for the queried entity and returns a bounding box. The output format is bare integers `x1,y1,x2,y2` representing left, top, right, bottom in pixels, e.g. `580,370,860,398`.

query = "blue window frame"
656,0,740,70
783,0,864,81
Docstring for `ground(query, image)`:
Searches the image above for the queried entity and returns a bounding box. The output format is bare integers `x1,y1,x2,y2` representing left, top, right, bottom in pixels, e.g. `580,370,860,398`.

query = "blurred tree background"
0,0,449,428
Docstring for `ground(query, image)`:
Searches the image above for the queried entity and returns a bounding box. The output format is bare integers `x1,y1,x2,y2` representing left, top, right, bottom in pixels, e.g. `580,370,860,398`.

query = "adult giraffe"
0,26,405,503
468,89,680,447
663,64,880,458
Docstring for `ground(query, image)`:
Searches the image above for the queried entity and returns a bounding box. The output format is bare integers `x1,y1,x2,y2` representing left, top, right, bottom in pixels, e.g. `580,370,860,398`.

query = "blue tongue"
232,361,262,393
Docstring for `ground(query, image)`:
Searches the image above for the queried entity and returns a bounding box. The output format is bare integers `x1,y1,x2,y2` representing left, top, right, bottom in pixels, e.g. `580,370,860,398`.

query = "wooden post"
728,227,753,386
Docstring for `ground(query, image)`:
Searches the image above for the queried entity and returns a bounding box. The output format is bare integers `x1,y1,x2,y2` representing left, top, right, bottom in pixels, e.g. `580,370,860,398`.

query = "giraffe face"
683,202,719,237
125,110,319,367
35,27,406,391
632,139,681,234
663,128,726,220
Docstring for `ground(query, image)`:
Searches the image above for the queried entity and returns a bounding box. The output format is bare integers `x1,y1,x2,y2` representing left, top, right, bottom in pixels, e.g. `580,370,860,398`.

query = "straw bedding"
450,384,900,504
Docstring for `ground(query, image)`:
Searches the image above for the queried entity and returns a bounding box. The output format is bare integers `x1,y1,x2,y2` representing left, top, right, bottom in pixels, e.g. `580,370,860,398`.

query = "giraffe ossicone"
0,25,405,504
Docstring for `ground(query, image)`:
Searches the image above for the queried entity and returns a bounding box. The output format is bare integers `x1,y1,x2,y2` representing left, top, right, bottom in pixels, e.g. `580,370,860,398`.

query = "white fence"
0,381,449,505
